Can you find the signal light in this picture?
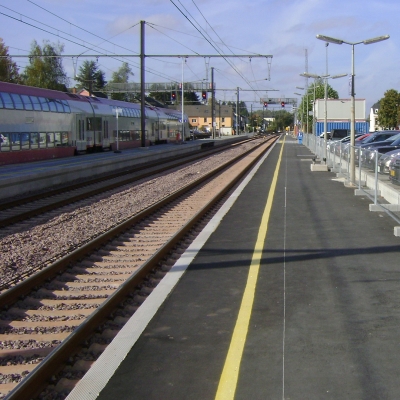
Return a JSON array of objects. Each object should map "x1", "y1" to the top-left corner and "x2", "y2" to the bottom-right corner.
[
  {"x1": 263, "y1": 102, "x2": 268, "y2": 108},
  {"x1": 171, "y1": 92, "x2": 176, "y2": 101},
  {"x1": 202, "y1": 91, "x2": 207, "y2": 100},
  {"x1": 281, "y1": 101, "x2": 285, "y2": 108}
]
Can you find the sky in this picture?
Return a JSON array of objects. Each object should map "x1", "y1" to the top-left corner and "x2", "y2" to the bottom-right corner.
[{"x1": 0, "y1": 0, "x2": 398, "y2": 113}]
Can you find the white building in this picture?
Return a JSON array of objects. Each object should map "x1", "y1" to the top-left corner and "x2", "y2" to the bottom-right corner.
[{"x1": 369, "y1": 101, "x2": 380, "y2": 132}]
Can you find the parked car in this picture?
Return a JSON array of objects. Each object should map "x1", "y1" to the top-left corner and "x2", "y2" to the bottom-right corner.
[
  {"x1": 330, "y1": 133, "x2": 366, "y2": 157},
  {"x1": 353, "y1": 131, "x2": 400, "y2": 162},
  {"x1": 360, "y1": 134, "x2": 400, "y2": 168},
  {"x1": 378, "y1": 149, "x2": 400, "y2": 174},
  {"x1": 389, "y1": 154, "x2": 400, "y2": 184}
]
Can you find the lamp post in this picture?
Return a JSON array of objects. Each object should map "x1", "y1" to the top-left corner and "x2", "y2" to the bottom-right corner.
[
  {"x1": 316, "y1": 34, "x2": 389, "y2": 183},
  {"x1": 114, "y1": 107, "x2": 122, "y2": 153},
  {"x1": 300, "y1": 72, "x2": 347, "y2": 165},
  {"x1": 296, "y1": 87, "x2": 305, "y2": 132},
  {"x1": 294, "y1": 93, "x2": 302, "y2": 134}
]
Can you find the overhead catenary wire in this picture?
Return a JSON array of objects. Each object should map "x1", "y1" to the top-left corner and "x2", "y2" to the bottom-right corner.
[{"x1": 168, "y1": 0, "x2": 266, "y2": 92}]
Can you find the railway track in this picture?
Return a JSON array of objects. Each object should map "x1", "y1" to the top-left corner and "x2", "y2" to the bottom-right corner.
[
  {"x1": 0, "y1": 138, "x2": 252, "y2": 228},
  {"x1": 0, "y1": 135, "x2": 278, "y2": 399}
]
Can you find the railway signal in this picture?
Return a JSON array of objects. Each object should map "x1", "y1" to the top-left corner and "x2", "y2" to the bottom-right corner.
[
  {"x1": 281, "y1": 101, "x2": 285, "y2": 108},
  {"x1": 202, "y1": 91, "x2": 207, "y2": 101},
  {"x1": 171, "y1": 92, "x2": 176, "y2": 102},
  {"x1": 263, "y1": 102, "x2": 268, "y2": 108}
]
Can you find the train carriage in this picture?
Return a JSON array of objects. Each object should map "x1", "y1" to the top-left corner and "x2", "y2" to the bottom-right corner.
[{"x1": 0, "y1": 81, "x2": 190, "y2": 161}]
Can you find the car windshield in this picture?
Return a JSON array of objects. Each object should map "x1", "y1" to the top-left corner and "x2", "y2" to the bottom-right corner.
[
  {"x1": 361, "y1": 133, "x2": 397, "y2": 144},
  {"x1": 383, "y1": 133, "x2": 400, "y2": 142},
  {"x1": 390, "y1": 137, "x2": 400, "y2": 146}
]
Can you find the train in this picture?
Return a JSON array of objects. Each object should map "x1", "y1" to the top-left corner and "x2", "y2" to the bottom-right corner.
[{"x1": 0, "y1": 81, "x2": 190, "y2": 159}]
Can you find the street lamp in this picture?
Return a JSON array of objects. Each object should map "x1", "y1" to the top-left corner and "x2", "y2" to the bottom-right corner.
[
  {"x1": 300, "y1": 72, "x2": 347, "y2": 165},
  {"x1": 296, "y1": 87, "x2": 305, "y2": 132},
  {"x1": 316, "y1": 33, "x2": 390, "y2": 183},
  {"x1": 294, "y1": 93, "x2": 302, "y2": 134}
]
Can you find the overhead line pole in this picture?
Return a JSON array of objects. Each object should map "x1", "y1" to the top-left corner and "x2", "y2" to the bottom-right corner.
[{"x1": 140, "y1": 21, "x2": 146, "y2": 148}]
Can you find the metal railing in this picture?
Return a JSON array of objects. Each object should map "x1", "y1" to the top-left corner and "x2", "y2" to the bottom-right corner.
[{"x1": 303, "y1": 134, "x2": 400, "y2": 225}]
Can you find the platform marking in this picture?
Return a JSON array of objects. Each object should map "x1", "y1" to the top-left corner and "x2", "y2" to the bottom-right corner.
[
  {"x1": 282, "y1": 144, "x2": 288, "y2": 400},
  {"x1": 215, "y1": 138, "x2": 285, "y2": 400}
]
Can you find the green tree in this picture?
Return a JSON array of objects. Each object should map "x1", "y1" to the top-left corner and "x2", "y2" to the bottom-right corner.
[
  {"x1": 225, "y1": 100, "x2": 248, "y2": 116},
  {"x1": 0, "y1": 38, "x2": 20, "y2": 83},
  {"x1": 75, "y1": 60, "x2": 106, "y2": 93},
  {"x1": 269, "y1": 110, "x2": 294, "y2": 132},
  {"x1": 108, "y1": 62, "x2": 134, "y2": 101},
  {"x1": 378, "y1": 89, "x2": 400, "y2": 129},
  {"x1": 299, "y1": 79, "x2": 339, "y2": 133},
  {"x1": 22, "y1": 40, "x2": 69, "y2": 91}
]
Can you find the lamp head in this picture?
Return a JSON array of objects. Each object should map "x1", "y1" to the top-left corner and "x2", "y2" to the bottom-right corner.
[
  {"x1": 363, "y1": 35, "x2": 390, "y2": 45},
  {"x1": 316, "y1": 34, "x2": 344, "y2": 45}
]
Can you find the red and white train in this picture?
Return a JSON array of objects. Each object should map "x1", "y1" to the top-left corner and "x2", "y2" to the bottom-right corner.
[{"x1": 0, "y1": 81, "x2": 189, "y2": 158}]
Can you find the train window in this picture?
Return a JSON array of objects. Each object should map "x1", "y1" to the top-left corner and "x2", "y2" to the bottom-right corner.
[
  {"x1": 47, "y1": 132, "x2": 55, "y2": 147},
  {"x1": 30, "y1": 96, "x2": 42, "y2": 111},
  {"x1": 10, "y1": 94, "x2": 24, "y2": 110},
  {"x1": 53, "y1": 100, "x2": 64, "y2": 113},
  {"x1": 39, "y1": 97, "x2": 50, "y2": 111},
  {"x1": 0, "y1": 92, "x2": 15, "y2": 109},
  {"x1": 21, "y1": 95, "x2": 33, "y2": 110},
  {"x1": 39, "y1": 132, "x2": 46, "y2": 148},
  {"x1": 62, "y1": 132, "x2": 68, "y2": 144},
  {"x1": 31, "y1": 133, "x2": 39, "y2": 149},
  {"x1": 122, "y1": 108, "x2": 128, "y2": 117},
  {"x1": 61, "y1": 100, "x2": 71, "y2": 113},
  {"x1": 103, "y1": 120, "x2": 109, "y2": 138},
  {"x1": 55, "y1": 132, "x2": 61, "y2": 145},
  {"x1": 87, "y1": 117, "x2": 102, "y2": 131},
  {"x1": 47, "y1": 99, "x2": 57, "y2": 112}
]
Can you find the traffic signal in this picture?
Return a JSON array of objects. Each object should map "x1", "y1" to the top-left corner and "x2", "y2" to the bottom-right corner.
[
  {"x1": 263, "y1": 102, "x2": 268, "y2": 108},
  {"x1": 281, "y1": 101, "x2": 285, "y2": 108},
  {"x1": 171, "y1": 92, "x2": 176, "y2": 101},
  {"x1": 202, "y1": 91, "x2": 207, "y2": 100}
]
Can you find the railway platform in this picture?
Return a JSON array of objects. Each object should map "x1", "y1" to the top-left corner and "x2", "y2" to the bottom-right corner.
[
  {"x1": 0, "y1": 136, "x2": 244, "y2": 201},
  {"x1": 64, "y1": 134, "x2": 400, "y2": 399}
]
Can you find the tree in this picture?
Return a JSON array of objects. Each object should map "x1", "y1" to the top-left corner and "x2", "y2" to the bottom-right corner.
[
  {"x1": 0, "y1": 38, "x2": 20, "y2": 83},
  {"x1": 299, "y1": 79, "x2": 339, "y2": 133},
  {"x1": 269, "y1": 110, "x2": 294, "y2": 132},
  {"x1": 108, "y1": 62, "x2": 134, "y2": 101},
  {"x1": 224, "y1": 100, "x2": 247, "y2": 116},
  {"x1": 75, "y1": 60, "x2": 106, "y2": 93},
  {"x1": 22, "y1": 40, "x2": 69, "y2": 91},
  {"x1": 377, "y1": 89, "x2": 400, "y2": 129}
]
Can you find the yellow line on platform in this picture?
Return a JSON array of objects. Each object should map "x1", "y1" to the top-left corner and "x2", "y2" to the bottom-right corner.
[{"x1": 215, "y1": 137, "x2": 285, "y2": 400}]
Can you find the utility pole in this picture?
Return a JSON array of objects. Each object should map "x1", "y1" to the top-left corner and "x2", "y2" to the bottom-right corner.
[
  {"x1": 211, "y1": 67, "x2": 215, "y2": 139},
  {"x1": 236, "y1": 87, "x2": 239, "y2": 135},
  {"x1": 140, "y1": 21, "x2": 146, "y2": 147}
]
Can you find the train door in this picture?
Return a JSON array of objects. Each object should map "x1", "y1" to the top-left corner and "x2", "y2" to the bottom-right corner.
[
  {"x1": 75, "y1": 114, "x2": 86, "y2": 152},
  {"x1": 86, "y1": 116, "x2": 102, "y2": 151},
  {"x1": 103, "y1": 118, "x2": 111, "y2": 149}
]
